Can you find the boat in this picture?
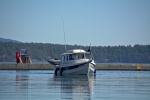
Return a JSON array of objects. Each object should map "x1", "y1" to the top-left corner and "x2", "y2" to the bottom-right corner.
[
  {"x1": 49, "y1": 47, "x2": 96, "y2": 75},
  {"x1": 47, "y1": 58, "x2": 60, "y2": 65}
]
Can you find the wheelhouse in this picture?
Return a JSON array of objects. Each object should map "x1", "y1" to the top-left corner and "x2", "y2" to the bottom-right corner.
[{"x1": 61, "y1": 49, "x2": 92, "y2": 62}]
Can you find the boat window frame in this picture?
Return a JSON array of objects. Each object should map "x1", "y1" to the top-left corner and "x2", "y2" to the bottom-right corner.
[
  {"x1": 85, "y1": 53, "x2": 92, "y2": 59},
  {"x1": 61, "y1": 52, "x2": 91, "y2": 61},
  {"x1": 68, "y1": 53, "x2": 87, "y2": 60},
  {"x1": 61, "y1": 54, "x2": 69, "y2": 62},
  {"x1": 66, "y1": 55, "x2": 69, "y2": 61},
  {"x1": 69, "y1": 54, "x2": 76, "y2": 60},
  {"x1": 61, "y1": 55, "x2": 65, "y2": 62},
  {"x1": 77, "y1": 53, "x2": 85, "y2": 59}
]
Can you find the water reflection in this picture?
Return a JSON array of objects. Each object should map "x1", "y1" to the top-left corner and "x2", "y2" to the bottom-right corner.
[
  {"x1": 16, "y1": 71, "x2": 29, "y2": 100},
  {"x1": 1, "y1": 71, "x2": 150, "y2": 100},
  {"x1": 53, "y1": 75, "x2": 95, "y2": 100}
]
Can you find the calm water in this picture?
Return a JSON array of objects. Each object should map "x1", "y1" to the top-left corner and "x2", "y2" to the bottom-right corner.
[{"x1": 0, "y1": 71, "x2": 150, "y2": 100}]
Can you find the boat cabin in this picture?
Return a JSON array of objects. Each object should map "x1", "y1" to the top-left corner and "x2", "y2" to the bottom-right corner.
[{"x1": 61, "y1": 49, "x2": 91, "y2": 62}]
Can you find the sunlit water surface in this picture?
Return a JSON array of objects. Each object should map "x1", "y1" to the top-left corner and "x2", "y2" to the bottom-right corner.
[{"x1": 0, "y1": 70, "x2": 150, "y2": 100}]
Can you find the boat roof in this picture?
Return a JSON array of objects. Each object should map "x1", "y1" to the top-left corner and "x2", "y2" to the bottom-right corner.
[
  {"x1": 62, "y1": 49, "x2": 87, "y2": 55},
  {"x1": 67, "y1": 49, "x2": 86, "y2": 53}
]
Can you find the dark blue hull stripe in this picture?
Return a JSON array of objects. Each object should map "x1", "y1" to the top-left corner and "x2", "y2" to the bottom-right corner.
[{"x1": 90, "y1": 62, "x2": 96, "y2": 66}]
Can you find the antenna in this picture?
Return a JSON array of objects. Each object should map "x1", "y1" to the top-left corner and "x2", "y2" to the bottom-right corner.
[{"x1": 62, "y1": 17, "x2": 67, "y2": 52}]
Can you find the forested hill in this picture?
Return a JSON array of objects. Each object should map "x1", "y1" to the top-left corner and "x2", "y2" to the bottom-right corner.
[
  {"x1": 0, "y1": 42, "x2": 150, "y2": 63},
  {"x1": 0, "y1": 37, "x2": 21, "y2": 43}
]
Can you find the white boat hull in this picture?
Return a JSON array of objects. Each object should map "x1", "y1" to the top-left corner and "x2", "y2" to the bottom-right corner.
[
  {"x1": 54, "y1": 61, "x2": 96, "y2": 75},
  {"x1": 88, "y1": 63, "x2": 96, "y2": 75}
]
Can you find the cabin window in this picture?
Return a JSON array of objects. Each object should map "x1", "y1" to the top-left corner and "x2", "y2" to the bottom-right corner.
[
  {"x1": 69, "y1": 54, "x2": 77, "y2": 60},
  {"x1": 85, "y1": 54, "x2": 91, "y2": 59},
  {"x1": 78, "y1": 53, "x2": 84, "y2": 59},
  {"x1": 62, "y1": 55, "x2": 69, "y2": 61},
  {"x1": 61, "y1": 55, "x2": 65, "y2": 61},
  {"x1": 65, "y1": 55, "x2": 69, "y2": 61},
  {"x1": 69, "y1": 55, "x2": 72, "y2": 60},
  {"x1": 68, "y1": 53, "x2": 85, "y2": 60},
  {"x1": 66, "y1": 55, "x2": 69, "y2": 61}
]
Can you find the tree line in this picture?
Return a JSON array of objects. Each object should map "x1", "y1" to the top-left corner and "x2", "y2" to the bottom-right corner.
[{"x1": 0, "y1": 42, "x2": 150, "y2": 63}]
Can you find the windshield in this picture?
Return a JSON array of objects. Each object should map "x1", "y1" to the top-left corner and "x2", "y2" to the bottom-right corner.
[
  {"x1": 69, "y1": 53, "x2": 91, "y2": 60},
  {"x1": 62, "y1": 53, "x2": 91, "y2": 61},
  {"x1": 85, "y1": 53, "x2": 92, "y2": 59}
]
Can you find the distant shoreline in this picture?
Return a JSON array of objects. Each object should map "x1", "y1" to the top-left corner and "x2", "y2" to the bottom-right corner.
[{"x1": 0, "y1": 63, "x2": 150, "y2": 71}]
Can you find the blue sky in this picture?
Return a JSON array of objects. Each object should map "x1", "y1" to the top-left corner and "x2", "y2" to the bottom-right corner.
[{"x1": 0, "y1": 0, "x2": 150, "y2": 46}]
